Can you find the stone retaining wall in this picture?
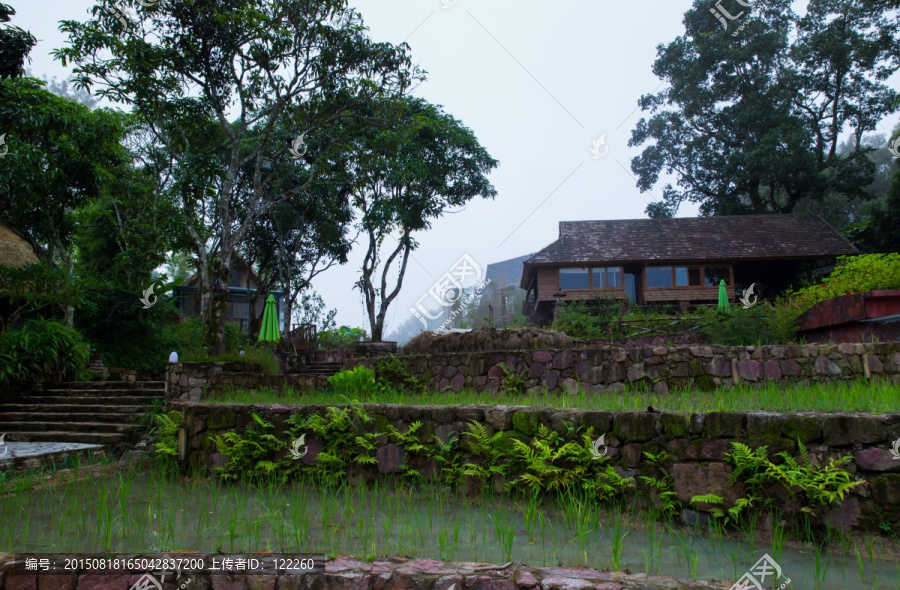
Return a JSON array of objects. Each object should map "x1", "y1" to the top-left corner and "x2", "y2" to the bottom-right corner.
[
  {"x1": 365, "y1": 342, "x2": 900, "y2": 394},
  {"x1": 176, "y1": 402, "x2": 900, "y2": 532},
  {"x1": 0, "y1": 554, "x2": 732, "y2": 590},
  {"x1": 166, "y1": 362, "x2": 328, "y2": 401},
  {"x1": 166, "y1": 343, "x2": 900, "y2": 399}
]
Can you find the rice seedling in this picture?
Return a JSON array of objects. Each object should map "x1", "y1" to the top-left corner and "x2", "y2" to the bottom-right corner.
[{"x1": 610, "y1": 511, "x2": 629, "y2": 572}]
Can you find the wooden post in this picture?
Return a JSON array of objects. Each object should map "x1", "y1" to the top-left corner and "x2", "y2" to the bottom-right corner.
[
  {"x1": 863, "y1": 354, "x2": 871, "y2": 379},
  {"x1": 178, "y1": 428, "x2": 187, "y2": 461},
  {"x1": 731, "y1": 358, "x2": 740, "y2": 386}
]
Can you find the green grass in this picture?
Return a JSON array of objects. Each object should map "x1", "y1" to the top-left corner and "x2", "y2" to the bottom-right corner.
[
  {"x1": 206, "y1": 378, "x2": 900, "y2": 413},
  {"x1": 182, "y1": 345, "x2": 281, "y2": 374}
]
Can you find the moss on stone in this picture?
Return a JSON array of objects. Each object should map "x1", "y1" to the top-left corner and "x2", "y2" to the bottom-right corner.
[
  {"x1": 512, "y1": 411, "x2": 540, "y2": 436},
  {"x1": 782, "y1": 416, "x2": 822, "y2": 444},
  {"x1": 693, "y1": 375, "x2": 715, "y2": 391},
  {"x1": 660, "y1": 413, "x2": 689, "y2": 438},
  {"x1": 207, "y1": 408, "x2": 236, "y2": 430}
]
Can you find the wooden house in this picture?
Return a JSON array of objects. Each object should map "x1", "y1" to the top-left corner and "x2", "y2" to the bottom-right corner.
[
  {"x1": 520, "y1": 215, "x2": 858, "y2": 321},
  {"x1": 174, "y1": 254, "x2": 284, "y2": 333}
]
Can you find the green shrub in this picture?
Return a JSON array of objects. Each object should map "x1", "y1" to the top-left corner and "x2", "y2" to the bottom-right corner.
[
  {"x1": 318, "y1": 325, "x2": 366, "y2": 350},
  {"x1": 700, "y1": 304, "x2": 798, "y2": 346},
  {"x1": 0, "y1": 318, "x2": 91, "y2": 387},
  {"x1": 551, "y1": 298, "x2": 618, "y2": 339},
  {"x1": 782, "y1": 253, "x2": 900, "y2": 318},
  {"x1": 327, "y1": 366, "x2": 377, "y2": 395}
]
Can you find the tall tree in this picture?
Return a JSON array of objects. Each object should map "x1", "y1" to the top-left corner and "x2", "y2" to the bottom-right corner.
[
  {"x1": 56, "y1": 0, "x2": 419, "y2": 354},
  {"x1": 350, "y1": 96, "x2": 498, "y2": 341},
  {"x1": 631, "y1": 0, "x2": 898, "y2": 219},
  {"x1": 0, "y1": 2, "x2": 35, "y2": 79},
  {"x1": 0, "y1": 77, "x2": 127, "y2": 326}
]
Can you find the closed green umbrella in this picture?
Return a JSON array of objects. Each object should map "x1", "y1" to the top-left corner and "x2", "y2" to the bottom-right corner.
[
  {"x1": 257, "y1": 294, "x2": 281, "y2": 342},
  {"x1": 717, "y1": 279, "x2": 731, "y2": 313}
]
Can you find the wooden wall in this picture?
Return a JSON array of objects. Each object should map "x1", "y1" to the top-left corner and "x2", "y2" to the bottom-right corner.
[{"x1": 643, "y1": 286, "x2": 732, "y2": 302}]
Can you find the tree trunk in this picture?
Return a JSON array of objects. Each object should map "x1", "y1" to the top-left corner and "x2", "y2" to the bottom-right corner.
[{"x1": 206, "y1": 258, "x2": 231, "y2": 356}]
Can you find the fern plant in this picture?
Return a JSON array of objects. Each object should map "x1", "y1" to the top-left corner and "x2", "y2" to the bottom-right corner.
[
  {"x1": 510, "y1": 424, "x2": 634, "y2": 498},
  {"x1": 153, "y1": 410, "x2": 184, "y2": 468},
  {"x1": 639, "y1": 451, "x2": 680, "y2": 520},
  {"x1": 766, "y1": 441, "x2": 863, "y2": 510},
  {"x1": 462, "y1": 421, "x2": 512, "y2": 482},
  {"x1": 498, "y1": 362, "x2": 527, "y2": 395},
  {"x1": 213, "y1": 413, "x2": 286, "y2": 482},
  {"x1": 287, "y1": 401, "x2": 379, "y2": 486}
]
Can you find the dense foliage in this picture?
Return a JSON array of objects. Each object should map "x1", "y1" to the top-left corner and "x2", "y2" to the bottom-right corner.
[
  {"x1": 318, "y1": 325, "x2": 367, "y2": 350},
  {"x1": 632, "y1": 0, "x2": 899, "y2": 223},
  {"x1": 780, "y1": 253, "x2": 900, "y2": 318},
  {"x1": 0, "y1": 318, "x2": 91, "y2": 388},
  {"x1": 700, "y1": 305, "x2": 798, "y2": 346}
]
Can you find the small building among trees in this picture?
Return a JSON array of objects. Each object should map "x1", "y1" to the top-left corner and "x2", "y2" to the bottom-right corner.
[
  {"x1": 173, "y1": 254, "x2": 284, "y2": 334},
  {"x1": 520, "y1": 215, "x2": 858, "y2": 322}
]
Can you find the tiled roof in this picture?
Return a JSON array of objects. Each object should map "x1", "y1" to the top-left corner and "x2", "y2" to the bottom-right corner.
[
  {"x1": 526, "y1": 215, "x2": 857, "y2": 265},
  {"x1": 485, "y1": 254, "x2": 533, "y2": 287}
]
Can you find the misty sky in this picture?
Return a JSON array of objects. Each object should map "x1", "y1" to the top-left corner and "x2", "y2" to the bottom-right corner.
[{"x1": 14, "y1": 0, "x2": 900, "y2": 336}]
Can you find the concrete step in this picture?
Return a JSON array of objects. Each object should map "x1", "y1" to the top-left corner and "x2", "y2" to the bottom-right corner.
[
  {"x1": 27, "y1": 389, "x2": 163, "y2": 397},
  {"x1": 42, "y1": 381, "x2": 165, "y2": 390},
  {"x1": 2, "y1": 431, "x2": 127, "y2": 444},
  {"x1": 0, "y1": 442, "x2": 107, "y2": 475},
  {"x1": 0, "y1": 412, "x2": 144, "y2": 424},
  {"x1": 16, "y1": 395, "x2": 161, "y2": 405},
  {"x1": 0, "y1": 421, "x2": 143, "y2": 434},
  {"x1": 0, "y1": 403, "x2": 146, "y2": 414}
]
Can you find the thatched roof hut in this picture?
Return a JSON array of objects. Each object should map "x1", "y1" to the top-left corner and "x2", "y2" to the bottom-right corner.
[
  {"x1": 0, "y1": 222, "x2": 39, "y2": 268},
  {"x1": 403, "y1": 327, "x2": 578, "y2": 355}
]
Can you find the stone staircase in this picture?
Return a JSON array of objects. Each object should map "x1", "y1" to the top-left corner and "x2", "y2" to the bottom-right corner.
[
  {"x1": 0, "y1": 381, "x2": 164, "y2": 446},
  {"x1": 295, "y1": 361, "x2": 342, "y2": 377}
]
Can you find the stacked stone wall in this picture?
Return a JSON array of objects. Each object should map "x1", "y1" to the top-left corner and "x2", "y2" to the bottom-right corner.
[
  {"x1": 176, "y1": 401, "x2": 900, "y2": 532},
  {"x1": 166, "y1": 343, "x2": 900, "y2": 399},
  {"x1": 363, "y1": 342, "x2": 900, "y2": 394}
]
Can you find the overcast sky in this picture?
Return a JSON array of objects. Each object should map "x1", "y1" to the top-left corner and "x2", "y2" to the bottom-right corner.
[{"x1": 14, "y1": 0, "x2": 899, "y2": 337}]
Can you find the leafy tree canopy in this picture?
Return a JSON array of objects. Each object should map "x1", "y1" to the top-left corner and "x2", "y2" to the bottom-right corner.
[{"x1": 632, "y1": 0, "x2": 899, "y2": 219}]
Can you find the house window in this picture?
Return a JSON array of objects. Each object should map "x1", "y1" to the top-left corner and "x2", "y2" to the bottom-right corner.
[
  {"x1": 675, "y1": 266, "x2": 702, "y2": 287},
  {"x1": 704, "y1": 266, "x2": 730, "y2": 286},
  {"x1": 560, "y1": 267, "x2": 589, "y2": 289},
  {"x1": 592, "y1": 267, "x2": 622, "y2": 289},
  {"x1": 229, "y1": 268, "x2": 242, "y2": 288},
  {"x1": 646, "y1": 266, "x2": 674, "y2": 288}
]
